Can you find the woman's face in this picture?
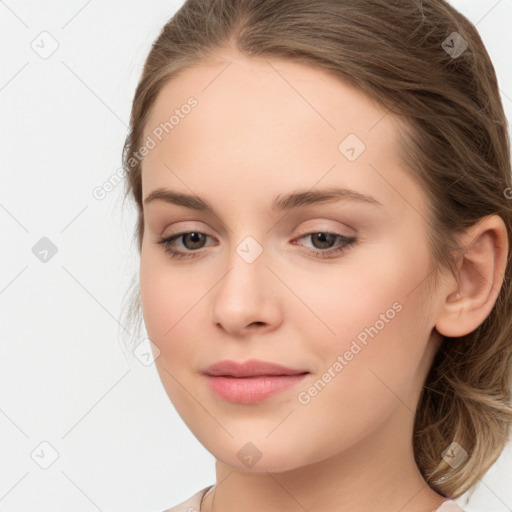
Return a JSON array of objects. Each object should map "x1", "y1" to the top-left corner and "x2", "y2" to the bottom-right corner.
[{"x1": 139, "y1": 52, "x2": 444, "y2": 472}]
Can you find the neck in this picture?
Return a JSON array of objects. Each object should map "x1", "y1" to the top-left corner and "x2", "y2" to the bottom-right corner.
[{"x1": 201, "y1": 407, "x2": 448, "y2": 512}]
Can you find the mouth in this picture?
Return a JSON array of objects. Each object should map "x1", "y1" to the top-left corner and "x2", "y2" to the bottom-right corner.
[
  {"x1": 204, "y1": 374, "x2": 308, "y2": 404},
  {"x1": 203, "y1": 359, "x2": 309, "y2": 404},
  {"x1": 203, "y1": 358, "x2": 309, "y2": 378}
]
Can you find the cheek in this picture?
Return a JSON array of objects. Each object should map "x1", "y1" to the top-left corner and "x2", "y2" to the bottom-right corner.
[
  {"x1": 139, "y1": 246, "x2": 225, "y2": 398},
  {"x1": 139, "y1": 252, "x2": 203, "y2": 415},
  {"x1": 298, "y1": 242, "x2": 432, "y2": 376},
  {"x1": 276, "y1": 291, "x2": 428, "y2": 468},
  {"x1": 139, "y1": 247, "x2": 196, "y2": 354}
]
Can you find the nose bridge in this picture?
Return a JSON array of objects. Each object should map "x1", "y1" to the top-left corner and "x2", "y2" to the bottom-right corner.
[
  {"x1": 211, "y1": 231, "x2": 279, "y2": 332},
  {"x1": 219, "y1": 233, "x2": 268, "y2": 304}
]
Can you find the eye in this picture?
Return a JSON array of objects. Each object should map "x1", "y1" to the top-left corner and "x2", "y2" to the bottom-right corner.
[
  {"x1": 154, "y1": 230, "x2": 357, "y2": 260},
  {"x1": 155, "y1": 231, "x2": 214, "y2": 260},
  {"x1": 292, "y1": 231, "x2": 357, "y2": 259}
]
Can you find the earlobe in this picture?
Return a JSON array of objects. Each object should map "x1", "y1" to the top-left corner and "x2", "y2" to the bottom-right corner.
[{"x1": 435, "y1": 215, "x2": 508, "y2": 338}]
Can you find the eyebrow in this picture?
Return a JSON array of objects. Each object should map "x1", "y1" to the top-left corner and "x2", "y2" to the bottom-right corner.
[{"x1": 143, "y1": 186, "x2": 383, "y2": 212}]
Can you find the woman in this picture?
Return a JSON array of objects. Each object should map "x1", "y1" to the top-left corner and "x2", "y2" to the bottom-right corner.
[{"x1": 121, "y1": 1, "x2": 512, "y2": 510}]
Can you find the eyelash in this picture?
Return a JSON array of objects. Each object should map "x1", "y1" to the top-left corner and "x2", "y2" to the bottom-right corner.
[{"x1": 155, "y1": 230, "x2": 357, "y2": 260}]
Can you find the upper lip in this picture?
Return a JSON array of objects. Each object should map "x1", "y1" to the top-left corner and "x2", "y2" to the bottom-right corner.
[{"x1": 203, "y1": 359, "x2": 309, "y2": 377}]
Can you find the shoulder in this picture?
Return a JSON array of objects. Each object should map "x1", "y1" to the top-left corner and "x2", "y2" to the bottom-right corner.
[
  {"x1": 160, "y1": 485, "x2": 214, "y2": 512},
  {"x1": 433, "y1": 499, "x2": 465, "y2": 512}
]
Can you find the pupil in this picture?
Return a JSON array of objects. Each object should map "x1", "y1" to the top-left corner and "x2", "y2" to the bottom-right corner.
[
  {"x1": 313, "y1": 233, "x2": 334, "y2": 249},
  {"x1": 186, "y1": 232, "x2": 204, "y2": 249}
]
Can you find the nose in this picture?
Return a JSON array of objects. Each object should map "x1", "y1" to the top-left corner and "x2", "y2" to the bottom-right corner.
[{"x1": 211, "y1": 242, "x2": 283, "y2": 336}]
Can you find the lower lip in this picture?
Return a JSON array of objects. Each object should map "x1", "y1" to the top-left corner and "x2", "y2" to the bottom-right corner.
[{"x1": 205, "y1": 374, "x2": 308, "y2": 404}]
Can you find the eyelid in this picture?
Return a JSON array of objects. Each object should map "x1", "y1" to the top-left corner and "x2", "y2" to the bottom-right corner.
[
  {"x1": 161, "y1": 219, "x2": 354, "y2": 240},
  {"x1": 161, "y1": 221, "x2": 214, "y2": 237},
  {"x1": 294, "y1": 220, "x2": 355, "y2": 237}
]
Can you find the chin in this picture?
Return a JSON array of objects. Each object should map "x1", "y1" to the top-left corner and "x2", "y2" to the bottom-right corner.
[{"x1": 203, "y1": 436, "x2": 313, "y2": 474}]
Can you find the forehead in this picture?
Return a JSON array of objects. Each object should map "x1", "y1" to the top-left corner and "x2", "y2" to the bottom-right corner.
[
  {"x1": 143, "y1": 53, "x2": 391, "y2": 141},
  {"x1": 140, "y1": 53, "x2": 426, "y2": 217}
]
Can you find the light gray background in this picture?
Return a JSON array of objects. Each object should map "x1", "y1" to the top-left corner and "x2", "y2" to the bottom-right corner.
[{"x1": 1, "y1": 1, "x2": 511, "y2": 511}]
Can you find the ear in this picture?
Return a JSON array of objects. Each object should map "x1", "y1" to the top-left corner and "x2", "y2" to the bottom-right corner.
[{"x1": 435, "y1": 215, "x2": 509, "y2": 338}]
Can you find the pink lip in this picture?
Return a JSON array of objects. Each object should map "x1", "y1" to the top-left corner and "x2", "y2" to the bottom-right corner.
[
  {"x1": 203, "y1": 358, "x2": 309, "y2": 377},
  {"x1": 203, "y1": 359, "x2": 309, "y2": 404}
]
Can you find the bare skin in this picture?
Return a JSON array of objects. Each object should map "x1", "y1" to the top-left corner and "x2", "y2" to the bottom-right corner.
[{"x1": 138, "y1": 51, "x2": 508, "y2": 512}]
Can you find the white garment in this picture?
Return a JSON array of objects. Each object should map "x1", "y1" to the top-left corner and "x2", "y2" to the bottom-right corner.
[
  {"x1": 162, "y1": 485, "x2": 464, "y2": 512},
  {"x1": 162, "y1": 485, "x2": 213, "y2": 512}
]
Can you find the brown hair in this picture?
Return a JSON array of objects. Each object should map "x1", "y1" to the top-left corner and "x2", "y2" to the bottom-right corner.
[{"x1": 121, "y1": 0, "x2": 512, "y2": 499}]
